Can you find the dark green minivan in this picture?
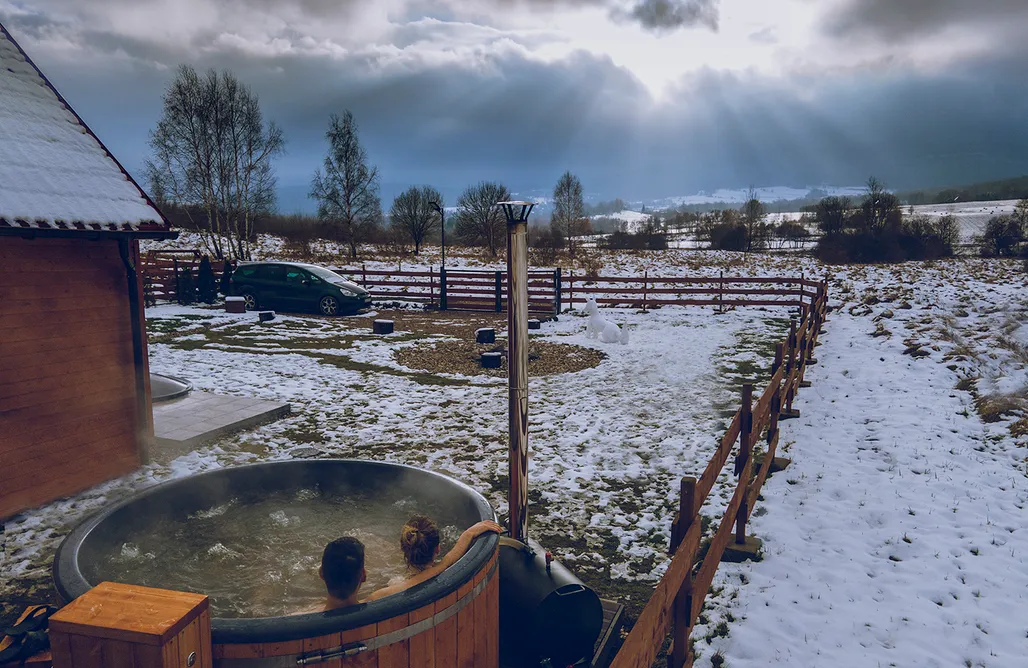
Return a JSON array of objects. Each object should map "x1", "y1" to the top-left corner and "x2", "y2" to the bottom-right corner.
[{"x1": 229, "y1": 262, "x2": 372, "y2": 316}]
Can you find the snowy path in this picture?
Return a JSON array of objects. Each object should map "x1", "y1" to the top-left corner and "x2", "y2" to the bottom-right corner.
[{"x1": 705, "y1": 311, "x2": 1028, "y2": 667}]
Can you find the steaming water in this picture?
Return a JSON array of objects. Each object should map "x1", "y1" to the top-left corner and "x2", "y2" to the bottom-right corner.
[{"x1": 92, "y1": 489, "x2": 460, "y2": 618}]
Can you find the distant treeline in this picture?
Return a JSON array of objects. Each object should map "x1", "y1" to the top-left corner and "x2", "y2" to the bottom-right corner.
[{"x1": 898, "y1": 175, "x2": 1028, "y2": 206}]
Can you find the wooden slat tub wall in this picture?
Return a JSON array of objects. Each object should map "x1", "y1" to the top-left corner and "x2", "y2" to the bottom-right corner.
[
  {"x1": 0, "y1": 236, "x2": 146, "y2": 519},
  {"x1": 212, "y1": 548, "x2": 499, "y2": 668}
]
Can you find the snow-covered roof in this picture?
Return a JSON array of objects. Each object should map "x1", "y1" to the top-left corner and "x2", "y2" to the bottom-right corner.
[{"x1": 0, "y1": 23, "x2": 171, "y2": 236}]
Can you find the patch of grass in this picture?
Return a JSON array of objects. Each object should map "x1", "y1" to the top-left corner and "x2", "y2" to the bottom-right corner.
[
  {"x1": 955, "y1": 377, "x2": 978, "y2": 392},
  {"x1": 974, "y1": 394, "x2": 1021, "y2": 424}
]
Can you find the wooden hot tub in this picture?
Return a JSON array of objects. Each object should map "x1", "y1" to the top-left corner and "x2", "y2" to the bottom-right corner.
[{"x1": 53, "y1": 460, "x2": 499, "y2": 667}]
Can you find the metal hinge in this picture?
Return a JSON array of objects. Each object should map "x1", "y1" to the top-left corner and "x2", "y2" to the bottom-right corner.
[{"x1": 296, "y1": 643, "x2": 368, "y2": 665}]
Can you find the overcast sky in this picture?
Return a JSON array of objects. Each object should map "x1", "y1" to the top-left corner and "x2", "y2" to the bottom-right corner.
[{"x1": 3, "y1": 0, "x2": 1028, "y2": 210}]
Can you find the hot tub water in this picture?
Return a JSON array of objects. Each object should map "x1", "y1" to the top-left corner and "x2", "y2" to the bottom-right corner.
[{"x1": 89, "y1": 489, "x2": 459, "y2": 618}]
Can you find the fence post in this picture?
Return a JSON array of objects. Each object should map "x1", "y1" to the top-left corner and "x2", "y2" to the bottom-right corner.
[
  {"x1": 784, "y1": 319, "x2": 798, "y2": 414},
  {"x1": 555, "y1": 268, "x2": 562, "y2": 315},
  {"x1": 769, "y1": 344, "x2": 783, "y2": 443},
  {"x1": 495, "y1": 270, "x2": 503, "y2": 313},
  {"x1": 430, "y1": 267, "x2": 435, "y2": 308},
  {"x1": 798, "y1": 319, "x2": 809, "y2": 376},
  {"x1": 569, "y1": 269, "x2": 574, "y2": 310},
  {"x1": 800, "y1": 272, "x2": 806, "y2": 315},
  {"x1": 643, "y1": 270, "x2": 649, "y2": 312},
  {"x1": 735, "y1": 383, "x2": 754, "y2": 544},
  {"x1": 173, "y1": 258, "x2": 181, "y2": 305},
  {"x1": 716, "y1": 271, "x2": 723, "y2": 313},
  {"x1": 440, "y1": 266, "x2": 448, "y2": 310},
  {"x1": 362, "y1": 263, "x2": 366, "y2": 287},
  {"x1": 669, "y1": 476, "x2": 697, "y2": 668}
]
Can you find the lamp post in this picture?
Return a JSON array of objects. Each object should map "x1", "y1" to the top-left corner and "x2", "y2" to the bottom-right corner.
[
  {"x1": 497, "y1": 200, "x2": 534, "y2": 544},
  {"x1": 430, "y1": 201, "x2": 447, "y2": 309},
  {"x1": 429, "y1": 201, "x2": 445, "y2": 269}
]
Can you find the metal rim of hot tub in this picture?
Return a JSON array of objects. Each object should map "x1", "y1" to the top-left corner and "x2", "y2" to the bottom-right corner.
[
  {"x1": 52, "y1": 459, "x2": 499, "y2": 649},
  {"x1": 150, "y1": 372, "x2": 193, "y2": 402}
]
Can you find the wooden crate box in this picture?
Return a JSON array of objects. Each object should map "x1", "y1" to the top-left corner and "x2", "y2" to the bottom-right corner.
[{"x1": 49, "y1": 582, "x2": 211, "y2": 668}]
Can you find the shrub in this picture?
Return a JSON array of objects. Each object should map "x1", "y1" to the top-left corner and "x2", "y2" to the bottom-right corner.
[
  {"x1": 219, "y1": 261, "x2": 233, "y2": 296},
  {"x1": 816, "y1": 209, "x2": 959, "y2": 264},
  {"x1": 978, "y1": 216, "x2": 1023, "y2": 257},
  {"x1": 900, "y1": 214, "x2": 957, "y2": 260},
  {"x1": 605, "y1": 230, "x2": 668, "y2": 250},
  {"x1": 197, "y1": 256, "x2": 218, "y2": 304},
  {"x1": 704, "y1": 222, "x2": 748, "y2": 251},
  {"x1": 773, "y1": 220, "x2": 810, "y2": 249},
  {"x1": 529, "y1": 226, "x2": 563, "y2": 266},
  {"x1": 177, "y1": 264, "x2": 197, "y2": 305}
]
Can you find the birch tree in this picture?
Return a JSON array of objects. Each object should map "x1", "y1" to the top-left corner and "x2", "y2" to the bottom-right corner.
[
  {"x1": 146, "y1": 65, "x2": 284, "y2": 260},
  {"x1": 309, "y1": 111, "x2": 383, "y2": 258},
  {"x1": 550, "y1": 171, "x2": 589, "y2": 256}
]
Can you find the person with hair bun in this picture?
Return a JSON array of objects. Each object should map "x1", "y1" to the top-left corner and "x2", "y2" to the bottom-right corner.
[
  {"x1": 399, "y1": 514, "x2": 442, "y2": 575},
  {"x1": 365, "y1": 516, "x2": 502, "y2": 601}
]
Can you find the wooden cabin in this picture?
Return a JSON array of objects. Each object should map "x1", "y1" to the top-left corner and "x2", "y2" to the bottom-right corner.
[{"x1": 0, "y1": 23, "x2": 176, "y2": 519}]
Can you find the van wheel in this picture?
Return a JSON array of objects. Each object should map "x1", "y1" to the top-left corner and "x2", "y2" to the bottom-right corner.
[
  {"x1": 241, "y1": 292, "x2": 258, "y2": 311},
  {"x1": 319, "y1": 296, "x2": 339, "y2": 316}
]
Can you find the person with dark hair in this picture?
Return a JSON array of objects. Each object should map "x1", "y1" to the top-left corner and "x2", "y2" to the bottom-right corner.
[
  {"x1": 364, "y1": 518, "x2": 501, "y2": 602},
  {"x1": 317, "y1": 536, "x2": 366, "y2": 611}
]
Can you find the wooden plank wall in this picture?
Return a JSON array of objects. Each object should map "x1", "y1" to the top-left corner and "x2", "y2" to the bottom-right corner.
[
  {"x1": 0, "y1": 236, "x2": 143, "y2": 519},
  {"x1": 212, "y1": 550, "x2": 500, "y2": 668}
]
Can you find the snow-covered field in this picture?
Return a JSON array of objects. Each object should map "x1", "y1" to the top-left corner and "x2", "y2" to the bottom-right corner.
[
  {"x1": 3, "y1": 246, "x2": 1027, "y2": 668},
  {"x1": 694, "y1": 259, "x2": 1028, "y2": 668}
]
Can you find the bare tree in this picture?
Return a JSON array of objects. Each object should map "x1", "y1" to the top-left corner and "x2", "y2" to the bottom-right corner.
[
  {"x1": 309, "y1": 111, "x2": 382, "y2": 259},
  {"x1": 147, "y1": 65, "x2": 284, "y2": 261},
  {"x1": 551, "y1": 171, "x2": 589, "y2": 256},
  {"x1": 453, "y1": 181, "x2": 510, "y2": 256},
  {"x1": 739, "y1": 186, "x2": 769, "y2": 251},
  {"x1": 860, "y1": 176, "x2": 901, "y2": 234},
  {"x1": 814, "y1": 196, "x2": 852, "y2": 239},
  {"x1": 389, "y1": 186, "x2": 441, "y2": 255}
]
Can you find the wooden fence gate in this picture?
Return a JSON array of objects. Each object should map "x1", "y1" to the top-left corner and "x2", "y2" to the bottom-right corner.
[{"x1": 141, "y1": 250, "x2": 228, "y2": 304}]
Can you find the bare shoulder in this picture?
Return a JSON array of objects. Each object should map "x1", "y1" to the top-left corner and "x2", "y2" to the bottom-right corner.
[{"x1": 292, "y1": 602, "x2": 327, "y2": 615}]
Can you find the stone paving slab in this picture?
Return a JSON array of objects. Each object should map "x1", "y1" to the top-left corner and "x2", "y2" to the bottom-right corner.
[{"x1": 151, "y1": 391, "x2": 290, "y2": 460}]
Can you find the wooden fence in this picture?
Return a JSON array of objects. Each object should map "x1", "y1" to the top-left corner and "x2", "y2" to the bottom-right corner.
[
  {"x1": 563, "y1": 271, "x2": 820, "y2": 312},
  {"x1": 609, "y1": 279, "x2": 829, "y2": 668},
  {"x1": 141, "y1": 250, "x2": 227, "y2": 304},
  {"x1": 141, "y1": 252, "x2": 820, "y2": 322},
  {"x1": 327, "y1": 266, "x2": 561, "y2": 315}
]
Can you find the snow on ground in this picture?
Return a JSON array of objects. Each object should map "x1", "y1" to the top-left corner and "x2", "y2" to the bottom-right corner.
[
  {"x1": 591, "y1": 210, "x2": 654, "y2": 231},
  {"x1": 694, "y1": 259, "x2": 1028, "y2": 668},
  {"x1": 0, "y1": 254, "x2": 799, "y2": 621},
  {"x1": 652, "y1": 186, "x2": 867, "y2": 209},
  {"x1": 910, "y1": 200, "x2": 1020, "y2": 242},
  {"x1": 5, "y1": 243, "x2": 1027, "y2": 668}
]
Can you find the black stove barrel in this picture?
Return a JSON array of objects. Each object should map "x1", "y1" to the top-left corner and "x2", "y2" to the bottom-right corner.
[{"x1": 499, "y1": 537, "x2": 603, "y2": 666}]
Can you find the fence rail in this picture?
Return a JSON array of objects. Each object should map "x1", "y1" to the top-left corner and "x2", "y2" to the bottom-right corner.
[
  {"x1": 563, "y1": 272, "x2": 821, "y2": 312},
  {"x1": 141, "y1": 252, "x2": 822, "y2": 324},
  {"x1": 609, "y1": 278, "x2": 829, "y2": 668}
]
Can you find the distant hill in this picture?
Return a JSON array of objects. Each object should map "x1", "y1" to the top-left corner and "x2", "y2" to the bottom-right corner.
[{"x1": 900, "y1": 175, "x2": 1028, "y2": 206}]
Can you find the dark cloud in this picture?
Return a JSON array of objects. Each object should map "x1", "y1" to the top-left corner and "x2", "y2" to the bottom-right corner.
[
  {"x1": 3, "y1": 2, "x2": 1027, "y2": 211},
  {"x1": 826, "y1": 0, "x2": 1028, "y2": 41},
  {"x1": 487, "y1": 0, "x2": 719, "y2": 32},
  {"x1": 622, "y1": 0, "x2": 717, "y2": 32}
]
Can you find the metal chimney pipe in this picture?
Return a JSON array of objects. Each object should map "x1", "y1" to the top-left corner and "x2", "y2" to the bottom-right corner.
[{"x1": 499, "y1": 201, "x2": 533, "y2": 544}]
